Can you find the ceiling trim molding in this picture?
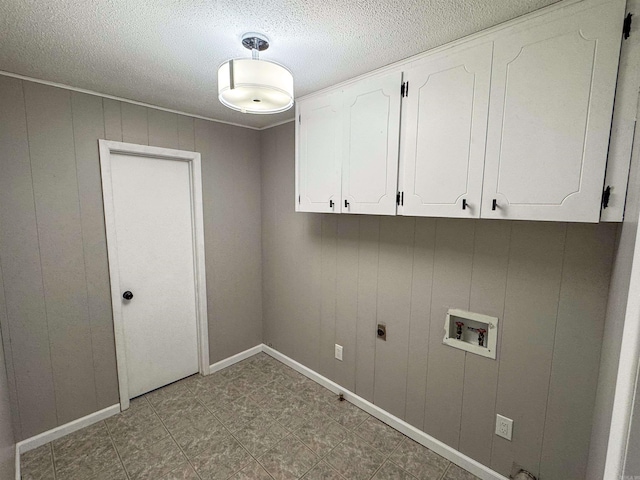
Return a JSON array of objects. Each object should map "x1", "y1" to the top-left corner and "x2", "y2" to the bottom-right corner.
[
  {"x1": 260, "y1": 117, "x2": 295, "y2": 130},
  {"x1": 0, "y1": 70, "x2": 293, "y2": 131}
]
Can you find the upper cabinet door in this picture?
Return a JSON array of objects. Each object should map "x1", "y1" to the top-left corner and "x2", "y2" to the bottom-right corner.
[
  {"x1": 400, "y1": 42, "x2": 493, "y2": 218},
  {"x1": 296, "y1": 91, "x2": 342, "y2": 213},
  {"x1": 481, "y1": 0, "x2": 624, "y2": 222},
  {"x1": 341, "y1": 72, "x2": 402, "y2": 215}
]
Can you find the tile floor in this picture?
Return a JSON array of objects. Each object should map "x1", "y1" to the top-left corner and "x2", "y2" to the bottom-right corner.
[{"x1": 20, "y1": 353, "x2": 480, "y2": 480}]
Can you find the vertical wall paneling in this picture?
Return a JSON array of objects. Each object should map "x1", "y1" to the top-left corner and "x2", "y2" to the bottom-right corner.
[
  {"x1": 178, "y1": 115, "x2": 195, "y2": 151},
  {"x1": 260, "y1": 126, "x2": 284, "y2": 351},
  {"x1": 374, "y1": 217, "x2": 415, "y2": 419},
  {"x1": 0, "y1": 323, "x2": 15, "y2": 479},
  {"x1": 334, "y1": 216, "x2": 359, "y2": 391},
  {"x1": 70, "y1": 92, "x2": 119, "y2": 409},
  {"x1": 588, "y1": 124, "x2": 640, "y2": 478},
  {"x1": 0, "y1": 260, "x2": 22, "y2": 439},
  {"x1": 194, "y1": 119, "x2": 263, "y2": 363},
  {"x1": 23, "y1": 82, "x2": 98, "y2": 424},
  {"x1": 404, "y1": 218, "x2": 437, "y2": 429},
  {"x1": 319, "y1": 215, "x2": 338, "y2": 379},
  {"x1": 0, "y1": 78, "x2": 265, "y2": 439},
  {"x1": 289, "y1": 209, "x2": 323, "y2": 371},
  {"x1": 195, "y1": 118, "x2": 225, "y2": 362},
  {"x1": 490, "y1": 222, "x2": 566, "y2": 477},
  {"x1": 102, "y1": 99, "x2": 122, "y2": 142},
  {"x1": 0, "y1": 78, "x2": 58, "y2": 439},
  {"x1": 275, "y1": 124, "x2": 296, "y2": 360},
  {"x1": 121, "y1": 103, "x2": 149, "y2": 145},
  {"x1": 624, "y1": 367, "x2": 640, "y2": 478},
  {"x1": 424, "y1": 219, "x2": 476, "y2": 448},
  {"x1": 540, "y1": 223, "x2": 616, "y2": 479},
  {"x1": 281, "y1": 123, "x2": 322, "y2": 369},
  {"x1": 354, "y1": 217, "x2": 380, "y2": 402},
  {"x1": 459, "y1": 220, "x2": 511, "y2": 465},
  {"x1": 258, "y1": 123, "x2": 618, "y2": 476},
  {"x1": 148, "y1": 109, "x2": 179, "y2": 149}
]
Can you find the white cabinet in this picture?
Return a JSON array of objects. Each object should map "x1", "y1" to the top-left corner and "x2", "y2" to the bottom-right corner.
[
  {"x1": 342, "y1": 72, "x2": 402, "y2": 215},
  {"x1": 296, "y1": 71, "x2": 402, "y2": 215},
  {"x1": 295, "y1": 0, "x2": 627, "y2": 223},
  {"x1": 399, "y1": 43, "x2": 492, "y2": 218},
  {"x1": 295, "y1": 91, "x2": 342, "y2": 213},
  {"x1": 480, "y1": 0, "x2": 624, "y2": 222},
  {"x1": 601, "y1": 0, "x2": 640, "y2": 222}
]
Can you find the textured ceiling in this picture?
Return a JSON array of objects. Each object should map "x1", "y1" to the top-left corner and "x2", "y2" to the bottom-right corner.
[{"x1": 0, "y1": 0, "x2": 560, "y2": 129}]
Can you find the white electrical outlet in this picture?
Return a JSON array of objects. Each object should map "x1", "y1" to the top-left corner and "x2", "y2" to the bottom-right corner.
[
  {"x1": 335, "y1": 344, "x2": 343, "y2": 361},
  {"x1": 495, "y1": 414, "x2": 513, "y2": 441}
]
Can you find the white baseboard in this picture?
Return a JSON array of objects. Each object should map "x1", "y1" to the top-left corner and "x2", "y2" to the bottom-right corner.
[
  {"x1": 209, "y1": 344, "x2": 263, "y2": 374},
  {"x1": 15, "y1": 344, "x2": 262, "y2": 479},
  {"x1": 14, "y1": 345, "x2": 507, "y2": 480},
  {"x1": 261, "y1": 344, "x2": 509, "y2": 480},
  {"x1": 14, "y1": 444, "x2": 19, "y2": 480},
  {"x1": 17, "y1": 404, "x2": 120, "y2": 454},
  {"x1": 15, "y1": 403, "x2": 120, "y2": 480}
]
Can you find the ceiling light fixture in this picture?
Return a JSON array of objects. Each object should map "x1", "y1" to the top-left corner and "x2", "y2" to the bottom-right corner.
[{"x1": 217, "y1": 33, "x2": 294, "y2": 115}]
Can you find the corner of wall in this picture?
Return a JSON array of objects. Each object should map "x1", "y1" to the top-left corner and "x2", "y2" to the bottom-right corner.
[
  {"x1": 0, "y1": 329, "x2": 16, "y2": 479},
  {"x1": 586, "y1": 93, "x2": 640, "y2": 479}
]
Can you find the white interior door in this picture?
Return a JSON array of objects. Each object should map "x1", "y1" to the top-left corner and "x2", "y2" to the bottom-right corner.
[{"x1": 109, "y1": 152, "x2": 199, "y2": 399}]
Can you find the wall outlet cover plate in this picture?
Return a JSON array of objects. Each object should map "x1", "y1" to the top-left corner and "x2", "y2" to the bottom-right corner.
[{"x1": 496, "y1": 414, "x2": 513, "y2": 441}]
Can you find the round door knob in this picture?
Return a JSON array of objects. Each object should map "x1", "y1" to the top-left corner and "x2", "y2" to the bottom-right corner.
[{"x1": 122, "y1": 291, "x2": 133, "y2": 300}]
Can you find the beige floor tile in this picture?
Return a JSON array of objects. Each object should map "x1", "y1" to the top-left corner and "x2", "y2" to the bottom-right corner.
[
  {"x1": 120, "y1": 436, "x2": 187, "y2": 480},
  {"x1": 21, "y1": 444, "x2": 55, "y2": 480},
  {"x1": 190, "y1": 435, "x2": 253, "y2": 480},
  {"x1": 442, "y1": 463, "x2": 481, "y2": 480},
  {"x1": 230, "y1": 458, "x2": 274, "y2": 479},
  {"x1": 160, "y1": 463, "x2": 201, "y2": 480},
  {"x1": 354, "y1": 417, "x2": 405, "y2": 453},
  {"x1": 301, "y1": 461, "x2": 345, "y2": 479},
  {"x1": 20, "y1": 353, "x2": 480, "y2": 480},
  {"x1": 258, "y1": 434, "x2": 319, "y2": 480},
  {"x1": 389, "y1": 438, "x2": 450, "y2": 480},
  {"x1": 324, "y1": 433, "x2": 385, "y2": 480},
  {"x1": 372, "y1": 461, "x2": 418, "y2": 479}
]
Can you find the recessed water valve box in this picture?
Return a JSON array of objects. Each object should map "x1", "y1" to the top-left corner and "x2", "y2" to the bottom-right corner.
[{"x1": 443, "y1": 309, "x2": 498, "y2": 359}]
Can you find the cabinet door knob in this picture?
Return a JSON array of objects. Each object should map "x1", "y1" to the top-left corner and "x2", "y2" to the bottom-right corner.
[
  {"x1": 492, "y1": 199, "x2": 498, "y2": 211},
  {"x1": 344, "y1": 200, "x2": 349, "y2": 208},
  {"x1": 329, "y1": 200, "x2": 334, "y2": 208},
  {"x1": 123, "y1": 291, "x2": 133, "y2": 300},
  {"x1": 462, "y1": 199, "x2": 468, "y2": 210}
]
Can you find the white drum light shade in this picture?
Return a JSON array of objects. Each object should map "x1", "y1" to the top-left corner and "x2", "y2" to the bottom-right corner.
[{"x1": 218, "y1": 58, "x2": 294, "y2": 114}]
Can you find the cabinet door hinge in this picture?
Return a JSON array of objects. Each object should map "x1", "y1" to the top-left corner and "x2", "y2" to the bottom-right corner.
[
  {"x1": 624, "y1": 13, "x2": 633, "y2": 39},
  {"x1": 401, "y1": 81, "x2": 409, "y2": 98},
  {"x1": 602, "y1": 186, "x2": 611, "y2": 209},
  {"x1": 298, "y1": 195, "x2": 301, "y2": 204},
  {"x1": 396, "y1": 191, "x2": 404, "y2": 206},
  {"x1": 298, "y1": 114, "x2": 301, "y2": 124}
]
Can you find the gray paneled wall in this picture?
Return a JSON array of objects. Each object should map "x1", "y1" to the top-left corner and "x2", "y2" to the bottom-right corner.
[
  {"x1": 0, "y1": 324, "x2": 15, "y2": 479},
  {"x1": 0, "y1": 76, "x2": 263, "y2": 440},
  {"x1": 587, "y1": 96, "x2": 640, "y2": 480},
  {"x1": 624, "y1": 368, "x2": 640, "y2": 478},
  {"x1": 261, "y1": 122, "x2": 617, "y2": 479}
]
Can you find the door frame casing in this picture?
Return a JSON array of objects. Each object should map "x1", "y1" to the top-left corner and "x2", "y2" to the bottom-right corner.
[{"x1": 98, "y1": 140, "x2": 209, "y2": 410}]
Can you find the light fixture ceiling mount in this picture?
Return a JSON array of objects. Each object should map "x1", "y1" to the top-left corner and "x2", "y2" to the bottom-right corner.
[
  {"x1": 241, "y1": 33, "x2": 269, "y2": 53},
  {"x1": 217, "y1": 33, "x2": 294, "y2": 115}
]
